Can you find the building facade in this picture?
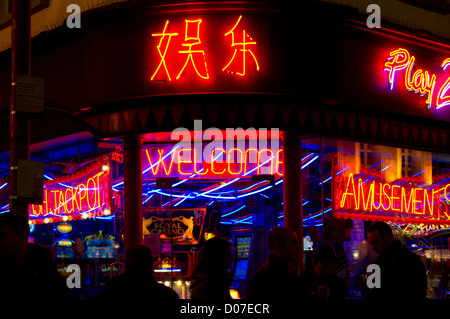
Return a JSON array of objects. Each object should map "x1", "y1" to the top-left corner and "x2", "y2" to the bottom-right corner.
[{"x1": 0, "y1": 0, "x2": 449, "y2": 299}]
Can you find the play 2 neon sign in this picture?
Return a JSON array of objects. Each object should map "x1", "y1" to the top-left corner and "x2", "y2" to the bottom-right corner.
[{"x1": 384, "y1": 48, "x2": 450, "y2": 109}]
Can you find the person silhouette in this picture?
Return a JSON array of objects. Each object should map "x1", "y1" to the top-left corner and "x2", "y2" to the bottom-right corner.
[
  {"x1": 190, "y1": 236, "x2": 234, "y2": 300},
  {"x1": 248, "y1": 226, "x2": 300, "y2": 301},
  {"x1": 97, "y1": 243, "x2": 179, "y2": 309},
  {"x1": 361, "y1": 221, "x2": 427, "y2": 300},
  {"x1": 296, "y1": 243, "x2": 348, "y2": 301},
  {"x1": 0, "y1": 213, "x2": 69, "y2": 302}
]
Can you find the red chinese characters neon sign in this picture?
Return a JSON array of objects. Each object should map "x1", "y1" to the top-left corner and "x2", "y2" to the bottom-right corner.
[
  {"x1": 150, "y1": 15, "x2": 260, "y2": 81},
  {"x1": 151, "y1": 20, "x2": 179, "y2": 81},
  {"x1": 177, "y1": 19, "x2": 209, "y2": 80},
  {"x1": 384, "y1": 48, "x2": 450, "y2": 109},
  {"x1": 222, "y1": 15, "x2": 260, "y2": 76},
  {"x1": 334, "y1": 172, "x2": 450, "y2": 225}
]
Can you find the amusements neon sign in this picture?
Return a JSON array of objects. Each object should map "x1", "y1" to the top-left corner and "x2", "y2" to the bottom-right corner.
[
  {"x1": 384, "y1": 48, "x2": 450, "y2": 109},
  {"x1": 151, "y1": 15, "x2": 260, "y2": 81},
  {"x1": 334, "y1": 172, "x2": 450, "y2": 225},
  {"x1": 145, "y1": 146, "x2": 283, "y2": 177},
  {"x1": 29, "y1": 163, "x2": 111, "y2": 224}
]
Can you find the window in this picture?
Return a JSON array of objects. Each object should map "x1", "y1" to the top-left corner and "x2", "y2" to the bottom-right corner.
[
  {"x1": 0, "y1": 0, "x2": 11, "y2": 18},
  {"x1": 399, "y1": 0, "x2": 450, "y2": 14},
  {"x1": 0, "y1": 0, "x2": 49, "y2": 30}
]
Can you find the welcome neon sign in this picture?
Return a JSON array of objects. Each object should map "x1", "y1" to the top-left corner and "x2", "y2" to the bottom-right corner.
[
  {"x1": 29, "y1": 166, "x2": 111, "y2": 224},
  {"x1": 145, "y1": 146, "x2": 283, "y2": 177},
  {"x1": 384, "y1": 48, "x2": 450, "y2": 109},
  {"x1": 334, "y1": 172, "x2": 450, "y2": 225}
]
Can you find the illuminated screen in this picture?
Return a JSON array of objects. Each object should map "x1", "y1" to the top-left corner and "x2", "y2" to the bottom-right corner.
[
  {"x1": 86, "y1": 247, "x2": 114, "y2": 259},
  {"x1": 233, "y1": 259, "x2": 249, "y2": 282},
  {"x1": 304, "y1": 236, "x2": 313, "y2": 251},
  {"x1": 55, "y1": 246, "x2": 74, "y2": 258},
  {"x1": 236, "y1": 236, "x2": 251, "y2": 259}
]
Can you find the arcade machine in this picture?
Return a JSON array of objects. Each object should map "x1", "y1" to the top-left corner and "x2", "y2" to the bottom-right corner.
[
  {"x1": 304, "y1": 235, "x2": 314, "y2": 252},
  {"x1": 230, "y1": 227, "x2": 253, "y2": 299},
  {"x1": 143, "y1": 206, "x2": 219, "y2": 299},
  {"x1": 84, "y1": 230, "x2": 116, "y2": 287},
  {"x1": 53, "y1": 237, "x2": 75, "y2": 258},
  {"x1": 85, "y1": 230, "x2": 116, "y2": 259},
  {"x1": 53, "y1": 221, "x2": 76, "y2": 258}
]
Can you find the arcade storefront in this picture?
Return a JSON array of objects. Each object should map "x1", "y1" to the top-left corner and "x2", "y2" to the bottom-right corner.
[{"x1": 0, "y1": 1, "x2": 449, "y2": 299}]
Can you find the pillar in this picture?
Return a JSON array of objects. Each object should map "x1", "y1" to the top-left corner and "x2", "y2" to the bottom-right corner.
[
  {"x1": 282, "y1": 132, "x2": 304, "y2": 274},
  {"x1": 10, "y1": 0, "x2": 31, "y2": 220},
  {"x1": 122, "y1": 135, "x2": 144, "y2": 257}
]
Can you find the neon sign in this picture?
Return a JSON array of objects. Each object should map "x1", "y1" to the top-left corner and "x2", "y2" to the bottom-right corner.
[
  {"x1": 222, "y1": 15, "x2": 260, "y2": 76},
  {"x1": 55, "y1": 222, "x2": 74, "y2": 234},
  {"x1": 151, "y1": 15, "x2": 259, "y2": 81},
  {"x1": 177, "y1": 19, "x2": 209, "y2": 80},
  {"x1": 390, "y1": 222, "x2": 450, "y2": 238},
  {"x1": 334, "y1": 172, "x2": 450, "y2": 225},
  {"x1": 54, "y1": 238, "x2": 73, "y2": 247},
  {"x1": 151, "y1": 20, "x2": 179, "y2": 81},
  {"x1": 29, "y1": 164, "x2": 111, "y2": 224},
  {"x1": 144, "y1": 146, "x2": 283, "y2": 178},
  {"x1": 143, "y1": 208, "x2": 207, "y2": 245},
  {"x1": 384, "y1": 48, "x2": 450, "y2": 109}
]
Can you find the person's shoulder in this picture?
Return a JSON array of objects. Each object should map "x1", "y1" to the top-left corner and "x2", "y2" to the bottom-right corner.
[
  {"x1": 398, "y1": 244, "x2": 422, "y2": 261},
  {"x1": 104, "y1": 273, "x2": 128, "y2": 287},
  {"x1": 25, "y1": 243, "x2": 61, "y2": 275},
  {"x1": 155, "y1": 281, "x2": 180, "y2": 299},
  {"x1": 297, "y1": 268, "x2": 314, "y2": 279},
  {"x1": 255, "y1": 261, "x2": 272, "y2": 275},
  {"x1": 252, "y1": 262, "x2": 280, "y2": 284},
  {"x1": 327, "y1": 272, "x2": 346, "y2": 285},
  {"x1": 27, "y1": 243, "x2": 53, "y2": 260}
]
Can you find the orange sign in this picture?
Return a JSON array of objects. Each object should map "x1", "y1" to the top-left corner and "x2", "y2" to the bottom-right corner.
[
  {"x1": 334, "y1": 172, "x2": 450, "y2": 224},
  {"x1": 29, "y1": 170, "x2": 111, "y2": 223},
  {"x1": 384, "y1": 48, "x2": 450, "y2": 110}
]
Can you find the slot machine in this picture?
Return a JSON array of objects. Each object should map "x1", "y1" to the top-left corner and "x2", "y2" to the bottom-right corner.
[{"x1": 230, "y1": 227, "x2": 252, "y2": 298}]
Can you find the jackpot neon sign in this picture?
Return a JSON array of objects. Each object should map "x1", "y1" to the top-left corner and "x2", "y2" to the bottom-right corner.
[
  {"x1": 384, "y1": 48, "x2": 450, "y2": 109},
  {"x1": 335, "y1": 172, "x2": 450, "y2": 224},
  {"x1": 145, "y1": 146, "x2": 283, "y2": 177},
  {"x1": 151, "y1": 15, "x2": 260, "y2": 81},
  {"x1": 29, "y1": 169, "x2": 111, "y2": 223}
]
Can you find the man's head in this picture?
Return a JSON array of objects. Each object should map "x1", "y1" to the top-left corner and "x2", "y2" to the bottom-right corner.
[
  {"x1": 125, "y1": 244, "x2": 154, "y2": 275},
  {"x1": 268, "y1": 226, "x2": 299, "y2": 263},
  {"x1": 0, "y1": 213, "x2": 30, "y2": 265},
  {"x1": 195, "y1": 236, "x2": 234, "y2": 272},
  {"x1": 312, "y1": 244, "x2": 337, "y2": 278},
  {"x1": 345, "y1": 219, "x2": 354, "y2": 241},
  {"x1": 367, "y1": 221, "x2": 394, "y2": 255}
]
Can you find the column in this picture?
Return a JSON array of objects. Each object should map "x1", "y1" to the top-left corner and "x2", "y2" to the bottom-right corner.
[
  {"x1": 10, "y1": 0, "x2": 31, "y2": 220},
  {"x1": 282, "y1": 132, "x2": 304, "y2": 274},
  {"x1": 122, "y1": 135, "x2": 144, "y2": 256}
]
